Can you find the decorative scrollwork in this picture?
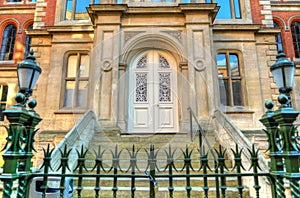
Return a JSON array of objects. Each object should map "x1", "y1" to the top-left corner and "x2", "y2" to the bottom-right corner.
[
  {"x1": 136, "y1": 56, "x2": 147, "y2": 69},
  {"x1": 135, "y1": 73, "x2": 148, "y2": 102},
  {"x1": 159, "y1": 73, "x2": 171, "y2": 102},
  {"x1": 159, "y1": 55, "x2": 170, "y2": 68}
]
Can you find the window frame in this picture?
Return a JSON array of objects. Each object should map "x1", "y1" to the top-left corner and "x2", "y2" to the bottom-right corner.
[
  {"x1": 217, "y1": 51, "x2": 244, "y2": 107},
  {"x1": 0, "y1": 85, "x2": 8, "y2": 122},
  {"x1": 208, "y1": 0, "x2": 242, "y2": 20},
  {"x1": 24, "y1": 24, "x2": 33, "y2": 58},
  {"x1": 274, "y1": 21, "x2": 284, "y2": 52},
  {"x1": 7, "y1": 0, "x2": 22, "y2": 2},
  {"x1": 64, "y1": 0, "x2": 95, "y2": 21},
  {"x1": 291, "y1": 21, "x2": 300, "y2": 59},
  {"x1": 61, "y1": 51, "x2": 90, "y2": 110},
  {"x1": 0, "y1": 24, "x2": 17, "y2": 61}
]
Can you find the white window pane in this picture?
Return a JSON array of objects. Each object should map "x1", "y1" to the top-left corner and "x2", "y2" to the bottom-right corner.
[
  {"x1": 65, "y1": 0, "x2": 73, "y2": 20},
  {"x1": 77, "y1": 81, "x2": 88, "y2": 107},
  {"x1": 67, "y1": 55, "x2": 77, "y2": 77},
  {"x1": 79, "y1": 55, "x2": 89, "y2": 77},
  {"x1": 75, "y1": 0, "x2": 90, "y2": 20},
  {"x1": 64, "y1": 81, "x2": 75, "y2": 107},
  {"x1": 229, "y1": 54, "x2": 240, "y2": 77},
  {"x1": 217, "y1": 54, "x2": 227, "y2": 77},
  {"x1": 215, "y1": 0, "x2": 232, "y2": 19}
]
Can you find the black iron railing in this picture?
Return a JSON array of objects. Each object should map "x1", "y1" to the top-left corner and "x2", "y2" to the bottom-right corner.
[{"x1": 21, "y1": 143, "x2": 270, "y2": 198}]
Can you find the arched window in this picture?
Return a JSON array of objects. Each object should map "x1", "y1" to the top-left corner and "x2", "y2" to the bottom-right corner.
[
  {"x1": 0, "y1": 24, "x2": 17, "y2": 61},
  {"x1": 274, "y1": 22, "x2": 284, "y2": 52},
  {"x1": 217, "y1": 52, "x2": 243, "y2": 106},
  {"x1": 291, "y1": 21, "x2": 300, "y2": 58},
  {"x1": 24, "y1": 24, "x2": 33, "y2": 57},
  {"x1": 63, "y1": 52, "x2": 90, "y2": 108}
]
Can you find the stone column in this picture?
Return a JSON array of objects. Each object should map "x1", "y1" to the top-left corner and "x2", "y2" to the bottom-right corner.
[
  {"x1": 180, "y1": 62, "x2": 190, "y2": 131},
  {"x1": 89, "y1": 5, "x2": 126, "y2": 128},
  {"x1": 118, "y1": 63, "x2": 127, "y2": 131}
]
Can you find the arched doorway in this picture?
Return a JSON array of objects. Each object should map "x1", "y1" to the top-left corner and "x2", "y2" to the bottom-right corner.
[{"x1": 128, "y1": 49, "x2": 179, "y2": 133}]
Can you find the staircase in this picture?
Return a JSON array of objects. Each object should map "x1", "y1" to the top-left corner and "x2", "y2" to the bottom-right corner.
[
  {"x1": 69, "y1": 128, "x2": 251, "y2": 198},
  {"x1": 242, "y1": 130, "x2": 269, "y2": 155}
]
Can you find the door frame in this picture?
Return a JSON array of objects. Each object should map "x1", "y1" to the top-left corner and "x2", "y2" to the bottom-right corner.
[{"x1": 127, "y1": 49, "x2": 179, "y2": 133}]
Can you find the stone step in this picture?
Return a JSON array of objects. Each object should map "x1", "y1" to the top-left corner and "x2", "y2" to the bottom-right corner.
[
  {"x1": 242, "y1": 130, "x2": 268, "y2": 151},
  {"x1": 73, "y1": 175, "x2": 243, "y2": 188},
  {"x1": 70, "y1": 186, "x2": 250, "y2": 198}
]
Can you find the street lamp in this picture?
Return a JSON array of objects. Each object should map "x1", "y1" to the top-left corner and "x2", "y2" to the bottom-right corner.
[
  {"x1": 270, "y1": 51, "x2": 296, "y2": 98},
  {"x1": 0, "y1": 50, "x2": 42, "y2": 197},
  {"x1": 260, "y1": 51, "x2": 300, "y2": 197},
  {"x1": 17, "y1": 50, "x2": 42, "y2": 101}
]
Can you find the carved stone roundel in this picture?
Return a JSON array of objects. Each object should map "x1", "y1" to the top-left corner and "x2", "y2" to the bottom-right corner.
[{"x1": 102, "y1": 60, "x2": 112, "y2": 71}]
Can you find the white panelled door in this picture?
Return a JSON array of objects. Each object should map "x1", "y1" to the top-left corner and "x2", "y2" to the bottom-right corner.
[{"x1": 128, "y1": 50, "x2": 179, "y2": 133}]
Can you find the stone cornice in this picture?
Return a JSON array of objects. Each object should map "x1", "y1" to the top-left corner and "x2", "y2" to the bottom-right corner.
[
  {"x1": 271, "y1": 2, "x2": 300, "y2": 11},
  {"x1": 88, "y1": 3, "x2": 219, "y2": 24},
  {"x1": 26, "y1": 29, "x2": 50, "y2": 36},
  {"x1": 46, "y1": 25, "x2": 94, "y2": 33},
  {"x1": 0, "y1": 5, "x2": 35, "y2": 14},
  {"x1": 213, "y1": 24, "x2": 262, "y2": 31}
]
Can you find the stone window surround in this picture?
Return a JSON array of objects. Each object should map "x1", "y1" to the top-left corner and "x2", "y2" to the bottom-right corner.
[
  {"x1": 217, "y1": 50, "x2": 248, "y2": 109},
  {"x1": 291, "y1": 21, "x2": 300, "y2": 59},
  {"x1": 54, "y1": 0, "x2": 253, "y2": 25},
  {"x1": 0, "y1": 24, "x2": 17, "y2": 61},
  {"x1": 59, "y1": 50, "x2": 90, "y2": 111}
]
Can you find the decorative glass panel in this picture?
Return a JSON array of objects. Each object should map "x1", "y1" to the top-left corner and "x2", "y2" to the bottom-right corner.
[
  {"x1": 159, "y1": 73, "x2": 171, "y2": 102},
  {"x1": 159, "y1": 55, "x2": 170, "y2": 68},
  {"x1": 136, "y1": 56, "x2": 147, "y2": 69},
  {"x1": 135, "y1": 73, "x2": 148, "y2": 102}
]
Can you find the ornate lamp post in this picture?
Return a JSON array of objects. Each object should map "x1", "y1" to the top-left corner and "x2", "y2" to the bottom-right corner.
[
  {"x1": 261, "y1": 51, "x2": 300, "y2": 197},
  {"x1": 0, "y1": 50, "x2": 42, "y2": 197},
  {"x1": 17, "y1": 50, "x2": 42, "y2": 103},
  {"x1": 270, "y1": 51, "x2": 296, "y2": 106}
]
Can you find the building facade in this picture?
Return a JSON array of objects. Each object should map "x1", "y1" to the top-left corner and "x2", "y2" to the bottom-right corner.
[{"x1": 0, "y1": 0, "x2": 299, "y2": 148}]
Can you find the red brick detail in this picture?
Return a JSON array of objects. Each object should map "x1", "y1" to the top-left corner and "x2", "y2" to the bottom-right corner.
[
  {"x1": 273, "y1": 12, "x2": 300, "y2": 59},
  {"x1": 0, "y1": 14, "x2": 34, "y2": 61},
  {"x1": 250, "y1": 0, "x2": 264, "y2": 25}
]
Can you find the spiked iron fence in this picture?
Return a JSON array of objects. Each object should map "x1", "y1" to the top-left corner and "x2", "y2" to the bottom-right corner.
[
  {"x1": 26, "y1": 143, "x2": 268, "y2": 198},
  {"x1": 0, "y1": 94, "x2": 300, "y2": 198}
]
